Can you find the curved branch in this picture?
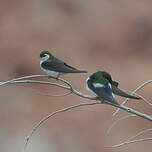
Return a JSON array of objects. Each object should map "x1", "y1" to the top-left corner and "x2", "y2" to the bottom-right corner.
[
  {"x1": 107, "y1": 114, "x2": 136, "y2": 134},
  {"x1": 105, "y1": 138, "x2": 152, "y2": 148},
  {"x1": 24, "y1": 101, "x2": 101, "y2": 150},
  {"x1": 0, "y1": 74, "x2": 47, "y2": 85},
  {"x1": 133, "y1": 93, "x2": 152, "y2": 106},
  {"x1": 113, "y1": 80, "x2": 152, "y2": 116},
  {"x1": 1, "y1": 75, "x2": 152, "y2": 121},
  {"x1": 127, "y1": 128, "x2": 152, "y2": 141},
  {"x1": 7, "y1": 79, "x2": 152, "y2": 122},
  {"x1": 0, "y1": 75, "x2": 152, "y2": 150},
  {"x1": 108, "y1": 93, "x2": 152, "y2": 134},
  {"x1": 13, "y1": 80, "x2": 96, "y2": 100}
]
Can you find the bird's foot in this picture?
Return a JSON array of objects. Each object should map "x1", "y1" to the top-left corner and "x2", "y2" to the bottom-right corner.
[
  {"x1": 48, "y1": 76, "x2": 53, "y2": 79},
  {"x1": 47, "y1": 75, "x2": 60, "y2": 81},
  {"x1": 97, "y1": 98, "x2": 104, "y2": 104}
]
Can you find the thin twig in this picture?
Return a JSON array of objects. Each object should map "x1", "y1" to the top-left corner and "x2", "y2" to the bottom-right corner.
[
  {"x1": 108, "y1": 93, "x2": 152, "y2": 134},
  {"x1": 127, "y1": 128, "x2": 152, "y2": 141},
  {"x1": 56, "y1": 77, "x2": 73, "y2": 91},
  {"x1": 7, "y1": 78, "x2": 152, "y2": 121},
  {"x1": 24, "y1": 101, "x2": 101, "y2": 151},
  {"x1": 113, "y1": 80, "x2": 152, "y2": 117},
  {"x1": 133, "y1": 93, "x2": 152, "y2": 106},
  {"x1": 0, "y1": 75, "x2": 151, "y2": 150},
  {"x1": 11, "y1": 79, "x2": 97, "y2": 100},
  {"x1": 23, "y1": 101, "x2": 152, "y2": 151},
  {"x1": 105, "y1": 138, "x2": 152, "y2": 148},
  {"x1": 12, "y1": 80, "x2": 69, "y2": 89},
  {"x1": 0, "y1": 74, "x2": 47, "y2": 85},
  {"x1": 0, "y1": 75, "x2": 73, "y2": 92},
  {"x1": 106, "y1": 127, "x2": 152, "y2": 148},
  {"x1": 1, "y1": 75, "x2": 151, "y2": 121},
  {"x1": 107, "y1": 114, "x2": 136, "y2": 134},
  {"x1": 104, "y1": 102, "x2": 152, "y2": 122}
]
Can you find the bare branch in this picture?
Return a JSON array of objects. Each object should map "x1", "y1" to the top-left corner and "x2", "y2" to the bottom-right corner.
[
  {"x1": 1, "y1": 75, "x2": 152, "y2": 121},
  {"x1": 112, "y1": 80, "x2": 152, "y2": 117},
  {"x1": 133, "y1": 93, "x2": 152, "y2": 106},
  {"x1": 105, "y1": 138, "x2": 152, "y2": 148},
  {"x1": 103, "y1": 102, "x2": 152, "y2": 122},
  {"x1": 24, "y1": 101, "x2": 101, "y2": 150},
  {"x1": 127, "y1": 128, "x2": 152, "y2": 141},
  {"x1": 0, "y1": 74, "x2": 47, "y2": 85},
  {"x1": 56, "y1": 77, "x2": 73, "y2": 90},
  {"x1": 0, "y1": 75, "x2": 152, "y2": 150},
  {"x1": 5, "y1": 77, "x2": 152, "y2": 122},
  {"x1": 107, "y1": 114, "x2": 136, "y2": 134},
  {"x1": 108, "y1": 93, "x2": 152, "y2": 134},
  {"x1": 23, "y1": 100, "x2": 152, "y2": 151},
  {"x1": 2, "y1": 75, "x2": 97, "y2": 100},
  {"x1": 12, "y1": 79, "x2": 69, "y2": 89}
]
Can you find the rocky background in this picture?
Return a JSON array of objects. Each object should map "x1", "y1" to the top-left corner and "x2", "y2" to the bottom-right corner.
[{"x1": 0, "y1": 0, "x2": 152, "y2": 152}]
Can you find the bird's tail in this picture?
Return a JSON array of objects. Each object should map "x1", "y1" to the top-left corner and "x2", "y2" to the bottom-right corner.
[
  {"x1": 112, "y1": 85, "x2": 141, "y2": 100},
  {"x1": 77, "y1": 70, "x2": 87, "y2": 73},
  {"x1": 71, "y1": 70, "x2": 87, "y2": 73}
]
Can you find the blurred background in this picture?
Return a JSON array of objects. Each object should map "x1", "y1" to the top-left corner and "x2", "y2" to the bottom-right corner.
[{"x1": 0, "y1": 0, "x2": 152, "y2": 152}]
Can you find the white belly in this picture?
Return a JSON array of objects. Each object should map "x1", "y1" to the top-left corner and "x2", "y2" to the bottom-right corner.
[
  {"x1": 40, "y1": 67, "x2": 61, "y2": 78},
  {"x1": 45, "y1": 70, "x2": 61, "y2": 77}
]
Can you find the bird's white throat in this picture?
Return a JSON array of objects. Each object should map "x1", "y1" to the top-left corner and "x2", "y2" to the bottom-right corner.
[{"x1": 40, "y1": 54, "x2": 50, "y2": 62}]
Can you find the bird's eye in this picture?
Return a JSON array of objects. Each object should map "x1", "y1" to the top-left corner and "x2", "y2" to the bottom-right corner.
[
  {"x1": 91, "y1": 75, "x2": 96, "y2": 80},
  {"x1": 41, "y1": 54, "x2": 47, "y2": 58}
]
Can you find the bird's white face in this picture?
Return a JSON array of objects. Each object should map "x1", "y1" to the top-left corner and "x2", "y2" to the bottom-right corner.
[{"x1": 40, "y1": 53, "x2": 50, "y2": 62}]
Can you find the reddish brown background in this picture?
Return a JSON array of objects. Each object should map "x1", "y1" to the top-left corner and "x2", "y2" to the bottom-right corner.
[{"x1": 0, "y1": 1, "x2": 152, "y2": 152}]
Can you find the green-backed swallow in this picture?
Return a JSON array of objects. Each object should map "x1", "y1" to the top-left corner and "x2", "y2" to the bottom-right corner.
[
  {"x1": 86, "y1": 71, "x2": 141, "y2": 105},
  {"x1": 40, "y1": 50, "x2": 87, "y2": 78}
]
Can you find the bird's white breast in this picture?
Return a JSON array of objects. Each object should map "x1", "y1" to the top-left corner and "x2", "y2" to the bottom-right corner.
[
  {"x1": 44, "y1": 70, "x2": 60, "y2": 77},
  {"x1": 86, "y1": 77, "x2": 98, "y2": 97},
  {"x1": 93, "y1": 83, "x2": 104, "y2": 88}
]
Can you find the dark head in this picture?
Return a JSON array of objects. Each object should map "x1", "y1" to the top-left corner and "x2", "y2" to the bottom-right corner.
[
  {"x1": 40, "y1": 50, "x2": 52, "y2": 59},
  {"x1": 102, "y1": 71, "x2": 112, "y2": 83},
  {"x1": 88, "y1": 71, "x2": 112, "y2": 85}
]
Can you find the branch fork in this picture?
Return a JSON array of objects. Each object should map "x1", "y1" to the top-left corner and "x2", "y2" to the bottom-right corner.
[{"x1": 0, "y1": 75, "x2": 151, "y2": 150}]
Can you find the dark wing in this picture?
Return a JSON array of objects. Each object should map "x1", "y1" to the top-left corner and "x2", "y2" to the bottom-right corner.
[
  {"x1": 94, "y1": 87, "x2": 119, "y2": 105},
  {"x1": 63, "y1": 63, "x2": 87, "y2": 73},
  {"x1": 41, "y1": 61, "x2": 87, "y2": 73},
  {"x1": 112, "y1": 85, "x2": 141, "y2": 100},
  {"x1": 87, "y1": 82, "x2": 119, "y2": 105}
]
